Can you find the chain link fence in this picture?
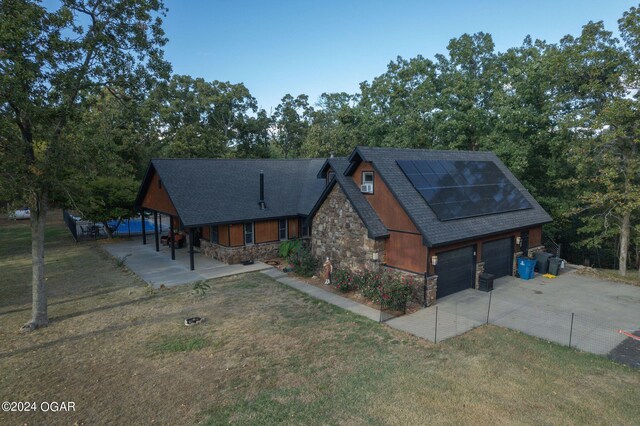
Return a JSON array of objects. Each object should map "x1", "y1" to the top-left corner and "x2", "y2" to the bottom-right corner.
[
  {"x1": 391, "y1": 290, "x2": 639, "y2": 368},
  {"x1": 63, "y1": 210, "x2": 168, "y2": 242}
]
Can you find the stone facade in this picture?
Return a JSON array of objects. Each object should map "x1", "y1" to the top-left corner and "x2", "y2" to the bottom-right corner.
[
  {"x1": 512, "y1": 251, "x2": 523, "y2": 277},
  {"x1": 312, "y1": 185, "x2": 384, "y2": 272},
  {"x1": 425, "y1": 275, "x2": 437, "y2": 307},
  {"x1": 527, "y1": 245, "x2": 546, "y2": 258},
  {"x1": 474, "y1": 262, "x2": 485, "y2": 289},
  {"x1": 380, "y1": 266, "x2": 436, "y2": 307},
  {"x1": 200, "y1": 239, "x2": 280, "y2": 264}
]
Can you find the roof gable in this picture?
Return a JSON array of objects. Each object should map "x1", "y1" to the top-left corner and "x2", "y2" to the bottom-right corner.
[
  {"x1": 136, "y1": 158, "x2": 326, "y2": 227},
  {"x1": 350, "y1": 147, "x2": 552, "y2": 246}
]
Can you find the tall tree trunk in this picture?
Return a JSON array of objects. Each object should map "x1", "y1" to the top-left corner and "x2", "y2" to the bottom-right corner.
[
  {"x1": 618, "y1": 210, "x2": 630, "y2": 277},
  {"x1": 22, "y1": 191, "x2": 49, "y2": 331}
]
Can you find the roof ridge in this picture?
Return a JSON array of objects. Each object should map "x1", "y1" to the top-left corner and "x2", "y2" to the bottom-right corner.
[
  {"x1": 151, "y1": 157, "x2": 327, "y2": 161},
  {"x1": 356, "y1": 146, "x2": 496, "y2": 154}
]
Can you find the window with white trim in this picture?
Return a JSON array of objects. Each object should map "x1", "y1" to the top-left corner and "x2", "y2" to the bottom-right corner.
[
  {"x1": 279, "y1": 219, "x2": 288, "y2": 240},
  {"x1": 361, "y1": 171, "x2": 374, "y2": 193},
  {"x1": 244, "y1": 222, "x2": 254, "y2": 245}
]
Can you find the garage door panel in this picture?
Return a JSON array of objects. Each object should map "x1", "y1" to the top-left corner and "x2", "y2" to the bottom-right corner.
[
  {"x1": 436, "y1": 246, "x2": 475, "y2": 298},
  {"x1": 483, "y1": 237, "x2": 513, "y2": 278}
]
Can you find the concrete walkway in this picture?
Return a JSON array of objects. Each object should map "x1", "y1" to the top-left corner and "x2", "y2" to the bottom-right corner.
[
  {"x1": 261, "y1": 269, "x2": 381, "y2": 322},
  {"x1": 103, "y1": 238, "x2": 271, "y2": 288}
]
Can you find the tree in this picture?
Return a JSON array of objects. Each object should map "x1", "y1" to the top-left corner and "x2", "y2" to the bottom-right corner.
[
  {"x1": 433, "y1": 32, "x2": 499, "y2": 151},
  {"x1": 0, "y1": 0, "x2": 169, "y2": 331},
  {"x1": 302, "y1": 92, "x2": 359, "y2": 157},
  {"x1": 561, "y1": 18, "x2": 638, "y2": 275},
  {"x1": 150, "y1": 75, "x2": 259, "y2": 158},
  {"x1": 357, "y1": 56, "x2": 438, "y2": 149},
  {"x1": 233, "y1": 108, "x2": 272, "y2": 158},
  {"x1": 271, "y1": 94, "x2": 312, "y2": 158},
  {"x1": 75, "y1": 176, "x2": 139, "y2": 237}
]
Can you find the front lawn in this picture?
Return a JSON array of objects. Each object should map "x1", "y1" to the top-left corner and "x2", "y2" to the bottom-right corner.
[{"x1": 0, "y1": 217, "x2": 638, "y2": 425}]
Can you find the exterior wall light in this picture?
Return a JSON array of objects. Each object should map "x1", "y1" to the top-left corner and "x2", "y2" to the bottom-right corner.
[
  {"x1": 372, "y1": 252, "x2": 379, "y2": 261},
  {"x1": 516, "y1": 236, "x2": 522, "y2": 246},
  {"x1": 431, "y1": 255, "x2": 438, "y2": 266}
]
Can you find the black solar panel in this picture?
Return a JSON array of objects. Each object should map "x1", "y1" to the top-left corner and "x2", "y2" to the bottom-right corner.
[{"x1": 397, "y1": 160, "x2": 532, "y2": 221}]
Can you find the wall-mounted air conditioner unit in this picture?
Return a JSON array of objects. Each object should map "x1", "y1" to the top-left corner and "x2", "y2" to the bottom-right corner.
[{"x1": 360, "y1": 183, "x2": 373, "y2": 193}]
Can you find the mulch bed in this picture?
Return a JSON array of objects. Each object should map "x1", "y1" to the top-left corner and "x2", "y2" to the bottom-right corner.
[{"x1": 264, "y1": 257, "x2": 422, "y2": 317}]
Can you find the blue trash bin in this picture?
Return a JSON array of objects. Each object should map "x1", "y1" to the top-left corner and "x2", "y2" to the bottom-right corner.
[{"x1": 517, "y1": 257, "x2": 536, "y2": 280}]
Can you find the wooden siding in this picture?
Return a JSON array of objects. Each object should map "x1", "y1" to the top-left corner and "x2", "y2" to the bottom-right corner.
[
  {"x1": 529, "y1": 226, "x2": 542, "y2": 247},
  {"x1": 219, "y1": 225, "x2": 230, "y2": 246},
  {"x1": 229, "y1": 223, "x2": 244, "y2": 246},
  {"x1": 288, "y1": 218, "x2": 299, "y2": 239},
  {"x1": 201, "y1": 225, "x2": 211, "y2": 241},
  {"x1": 353, "y1": 161, "x2": 425, "y2": 272},
  {"x1": 385, "y1": 231, "x2": 427, "y2": 273},
  {"x1": 353, "y1": 162, "x2": 419, "y2": 233},
  {"x1": 256, "y1": 220, "x2": 279, "y2": 244},
  {"x1": 141, "y1": 171, "x2": 178, "y2": 216}
]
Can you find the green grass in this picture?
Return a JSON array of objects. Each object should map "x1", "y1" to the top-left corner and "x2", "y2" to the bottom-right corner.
[
  {"x1": 1, "y1": 215, "x2": 639, "y2": 425},
  {"x1": 151, "y1": 335, "x2": 209, "y2": 354}
]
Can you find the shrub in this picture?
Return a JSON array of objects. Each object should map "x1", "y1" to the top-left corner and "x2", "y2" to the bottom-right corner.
[
  {"x1": 355, "y1": 269, "x2": 415, "y2": 312},
  {"x1": 378, "y1": 273, "x2": 414, "y2": 312},
  {"x1": 331, "y1": 269, "x2": 356, "y2": 292},
  {"x1": 192, "y1": 280, "x2": 211, "y2": 299},
  {"x1": 278, "y1": 240, "x2": 301, "y2": 259},
  {"x1": 290, "y1": 245, "x2": 318, "y2": 277}
]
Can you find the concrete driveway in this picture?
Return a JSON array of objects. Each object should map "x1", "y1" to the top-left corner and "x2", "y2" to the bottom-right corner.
[
  {"x1": 102, "y1": 238, "x2": 271, "y2": 288},
  {"x1": 388, "y1": 268, "x2": 640, "y2": 358}
]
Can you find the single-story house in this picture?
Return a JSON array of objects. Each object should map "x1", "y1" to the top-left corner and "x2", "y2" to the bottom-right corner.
[
  {"x1": 134, "y1": 147, "x2": 552, "y2": 307},
  {"x1": 309, "y1": 147, "x2": 552, "y2": 305},
  {"x1": 134, "y1": 158, "x2": 326, "y2": 269}
]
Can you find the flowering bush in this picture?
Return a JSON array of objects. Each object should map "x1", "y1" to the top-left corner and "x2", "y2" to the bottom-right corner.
[
  {"x1": 331, "y1": 268, "x2": 416, "y2": 312},
  {"x1": 331, "y1": 269, "x2": 356, "y2": 292}
]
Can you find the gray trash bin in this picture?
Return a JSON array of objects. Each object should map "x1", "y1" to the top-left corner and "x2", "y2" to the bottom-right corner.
[
  {"x1": 548, "y1": 257, "x2": 563, "y2": 276},
  {"x1": 535, "y1": 252, "x2": 553, "y2": 274}
]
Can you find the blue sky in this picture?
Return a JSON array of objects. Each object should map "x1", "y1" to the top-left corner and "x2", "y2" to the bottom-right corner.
[{"x1": 162, "y1": 0, "x2": 635, "y2": 112}]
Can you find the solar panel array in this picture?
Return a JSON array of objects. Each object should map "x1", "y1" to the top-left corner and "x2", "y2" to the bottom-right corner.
[{"x1": 396, "y1": 160, "x2": 532, "y2": 221}]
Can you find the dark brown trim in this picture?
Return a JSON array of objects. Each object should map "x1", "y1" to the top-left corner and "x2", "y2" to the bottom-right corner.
[
  {"x1": 381, "y1": 263, "x2": 426, "y2": 275},
  {"x1": 387, "y1": 228, "x2": 422, "y2": 236}
]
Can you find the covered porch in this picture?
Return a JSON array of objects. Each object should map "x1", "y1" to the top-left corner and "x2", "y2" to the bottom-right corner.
[{"x1": 103, "y1": 237, "x2": 271, "y2": 288}]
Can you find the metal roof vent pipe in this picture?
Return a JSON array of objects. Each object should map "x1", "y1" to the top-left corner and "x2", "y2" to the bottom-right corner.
[{"x1": 259, "y1": 170, "x2": 266, "y2": 210}]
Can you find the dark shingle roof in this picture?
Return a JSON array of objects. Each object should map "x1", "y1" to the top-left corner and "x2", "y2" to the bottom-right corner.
[
  {"x1": 139, "y1": 158, "x2": 326, "y2": 227},
  {"x1": 308, "y1": 158, "x2": 389, "y2": 239},
  {"x1": 349, "y1": 147, "x2": 552, "y2": 247}
]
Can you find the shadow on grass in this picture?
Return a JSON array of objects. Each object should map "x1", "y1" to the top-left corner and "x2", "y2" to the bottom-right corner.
[
  {"x1": 0, "y1": 293, "x2": 183, "y2": 360},
  {"x1": 0, "y1": 286, "x2": 127, "y2": 316}
]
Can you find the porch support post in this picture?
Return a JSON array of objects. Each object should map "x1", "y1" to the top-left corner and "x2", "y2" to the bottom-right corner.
[
  {"x1": 170, "y1": 216, "x2": 175, "y2": 260},
  {"x1": 154, "y1": 211, "x2": 159, "y2": 252},
  {"x1": 189, "y1": 227, "x2": 195, "y2": 271},
  {"x1": 141, "y1": 209, "x2": 147, "y2": 245}
]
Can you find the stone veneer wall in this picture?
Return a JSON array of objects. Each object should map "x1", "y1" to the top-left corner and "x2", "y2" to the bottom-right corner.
[
  {"x1": 380, "y1": 266, "x2": 437, "y2": 307},
  {"x1": 475, "y1": 262, "x2": 485, "y2": 289},
  {"x1": 200, "y1": 239, "x2": 280, "y2": 264},
  {"x1": 527, "y1": 245, "x2": 546, "y2": 257},
  {"x1": 513, "y1": 251, "x2": 523, "y2": 277},
  {"x1": 312, "y1": 185, "x2": 384, "y2": 272}
]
